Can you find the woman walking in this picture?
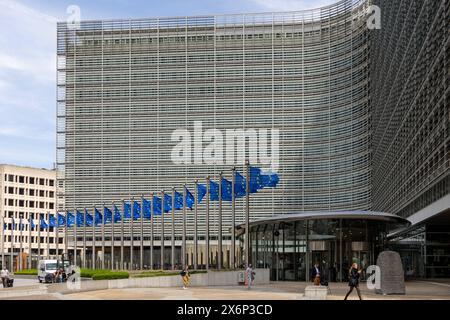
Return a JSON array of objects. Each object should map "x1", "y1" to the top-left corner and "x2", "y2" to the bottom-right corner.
[
  {"x1": 344, "y1": 262, "x2": 363, "y2": 300},
  {"x1": 180, "y1": 266, "x2": 190, "y2": 289}
]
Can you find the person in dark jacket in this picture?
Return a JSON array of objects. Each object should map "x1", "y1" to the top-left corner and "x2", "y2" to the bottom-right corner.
[
  {"x1": 310, "y1": 262, "x2": 321, "y2": 286},
  {"x1": 344, "y1": 262, "x2": 363, "y2": 300}
]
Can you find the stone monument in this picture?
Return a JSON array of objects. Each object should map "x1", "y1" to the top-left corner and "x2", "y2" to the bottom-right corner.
[{"x1": 375, "y1": 250, "x2": 406, "y2": 295}]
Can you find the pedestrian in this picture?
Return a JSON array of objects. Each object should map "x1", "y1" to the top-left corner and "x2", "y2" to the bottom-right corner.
[
  {"x1": 0, "y1": 266, "x2": 10, "y2": 288},
  {"x1": 310, "y1": 261, "x2": 321, "y2": 286},
  {"x1": 245, "y1": 264, "x2": 255, "y2": 289},
  {"x1": 180, "y1": 265, "x2": 190, "y2": 289},
  {"x1": 344, "y1": 262, "x2": 363, "y2": 300}
]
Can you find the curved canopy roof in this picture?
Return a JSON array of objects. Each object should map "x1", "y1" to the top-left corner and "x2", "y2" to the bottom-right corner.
[{"x1": 235, "y1": 211, "x2": 410, "y2": 231}]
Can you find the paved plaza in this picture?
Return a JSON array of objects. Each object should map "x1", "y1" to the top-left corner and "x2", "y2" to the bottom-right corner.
[{"x1": 3, "y1": 279, "x2": 450, "y2": 300}]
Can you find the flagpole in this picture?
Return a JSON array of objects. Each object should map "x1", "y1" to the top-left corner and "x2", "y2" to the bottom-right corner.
[
  {"x1": 150, "y1": 193, "x2": 154, "y2": 270},
  {"x1": 231, "y1": 167, "x2": 236, "y2": 269},
  {"x1": 55, "y1": 213, "x2": 59, "y2": 263},
  {"x1": 121, "y1": 200, "x2": 124, "y2": 270},
  {"x1": 10, "y1": 218, "x2": 14, "y2": 271},
  {"x1": 206, "y1": 176, "x2": 210, "y2": 270},
  {"x1": 46, "y1": 212, "x2": 50, "y2": 259},
  {"x1": 19, "y1": 216, "x2": 23, "y2": 270},
  {"x1": 218, "y1": 172, "x2": 223, "y2": 270},
  {"x1": 140, "y1": 195, "x2": 144, "y2": 271},
  {"x1": 28, "y1": 218, "x2": 32, "y2": 269},
  {"x1": 182, "y1": 185, "x2": 186, "y2": 268},
  {"x1": 37, "y1": 216, "x2": 41, "y2": 265},
  {"x1": 245, "y1": 160, "x2": 250, "y2": 267},
  {"x1": 171, "y1": 187, "x2": 175, "y2": 271},
  {"x1": 1, "y1": 216, "x2": 4, "y2": 268},
  {"x1": 92, "y1": 206, "x2": 96, "y2": 269},
  {"x1": 130, "y1": 197, "x2": 134, "y2": 271},
  {"x1": 64, "y1": 211, "x2": 68, "y2": 261},
  {"x1": 111, "y1": 202, "x2": 115, "y2": 271},
  {"x1": 194, "y1": 181, "x2": 198, "y2": 270},
  {"x1": 83, "y1": 209, "x2": 87, "y2": 269},
  {"x1": 161, "y1": 190, "x2": 164, "y2": 270},
  {"x1": 101, "y1": 204, "x2": 105, "y2": 270},
  {"x1": 74, "y1": 210, "x2": 78, "y2": 266}
]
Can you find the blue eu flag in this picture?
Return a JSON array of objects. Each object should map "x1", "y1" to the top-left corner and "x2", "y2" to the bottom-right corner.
[
  {"x1": 209, "y1": 180, "x2": 219, "y2": 201},
  {"x1": 163, "y1": 194, "x2": 172, "y2": 213},
  {"x1": 39, "y1": 215, "x2": 48, "y2": 229},
  {"x1": 261, "y1": 171, "x2": 279, "y2": 188},
  {"x1": 249, "y1": 166, "x2": 264, "y2": 193},
  {"x1": 197, "y1": 184, "x2": 207, "y2": 204},
  {"x1": 133, "y1": 201, "x2": 141, "y2": 220},
  {"x1": 76, "y1": 210, "x2": 84, "y2": 227},
  {"x1": 94, "y1": 208, "x2": 102, "y2": 226},
  {"x1": 123, "y1": 202, "x2": 131, "y2": 219},
  {"x1": 48, "y1": 214, "x2": 56, "y2": 228},
  {"x1": 104, "y1": 206, "x2": 113, "y2": 224},
  {"x1": 221, "y1": 178, "x2": 233, "y2": 201},
  {"x1": 67, "y1": 211, "x2": 75, "y2": 227},
  {"x1": 234, "y1": 171, "x2": 246, "y2": 198},
  {"x1": 185, "y1": 187, "x2": 195, "y2": 209},
  {"x1": 174, "y1": 191, "x2": 184, "y2": 210},
  {"x1": 57, "y1": 213, "x2": 66, "y2": 227},
  {"x1": 85, "y1": 209, "x2": 93, "y2": 227},
  {"x1": 153, "y1": 196, "x2": 162, "y2": 215},
  {"x1": 142, "y1": 198, "x2": 151, "y2": 219},
  {"x1": 113, "y1": 205, "x2": 122, "y2": 222}
]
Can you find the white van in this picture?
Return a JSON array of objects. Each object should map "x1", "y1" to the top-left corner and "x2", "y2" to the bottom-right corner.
[{"x1": 37, "y1": 260, "x2": 69, "y2": 283}]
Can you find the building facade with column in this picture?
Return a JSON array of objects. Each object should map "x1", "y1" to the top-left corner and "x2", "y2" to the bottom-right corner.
[
  {"x1": 0, "y1": 164, "x2": 60, "y2": 270},
  {"x1": 55, "y1": 0, "x2": 449, "y2": 276}
]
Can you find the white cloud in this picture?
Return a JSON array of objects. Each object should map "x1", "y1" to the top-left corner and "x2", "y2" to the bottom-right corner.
[
  {"x1": 0, "y1": 0, "x2": 57, "y2": 167},
  {"x1": 247, "y1": 0, "x2": 338, "y2": 11}
]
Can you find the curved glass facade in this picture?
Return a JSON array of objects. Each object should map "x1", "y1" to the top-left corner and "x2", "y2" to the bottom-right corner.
[
  {"x1": 237, "y1": 212, "x2": 409, "y2": 282},
  {"x1": 56, "y1": 0, "x2": 371, "y2": 266}
]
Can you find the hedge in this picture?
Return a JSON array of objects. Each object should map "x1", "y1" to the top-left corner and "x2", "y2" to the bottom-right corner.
[
  {"x1": 132, "y1": 270, "x2": 207, "y2": 278},
  {"x1": 80, "y1": 269, "x2": 112, "y2": 278},
  {"x1": 13, "y1": 269, "x2": 38, "y2": 275},
  {"x1": 92, "y1": 272, "x2": 129, "y2": 280}
]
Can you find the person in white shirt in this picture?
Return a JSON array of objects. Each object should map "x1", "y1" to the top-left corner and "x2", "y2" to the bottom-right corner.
[
  {"x1": 1, "y1": 267, "x2": 10, "y2": 288},
  {"x1": 246, "y1": 264, "x2": 255, "y2": 289}
]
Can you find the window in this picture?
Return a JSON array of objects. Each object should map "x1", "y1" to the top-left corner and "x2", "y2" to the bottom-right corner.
[
  {"x1": 39, "y1": 178, "x2": 45, "y2": 185},
  {"x1": 49, "y1": 180, "x2": 54, "y2": 187},
  {"x1": 8, "y1": 199, "x2": 14, "y2": 206},
  {"x1": 19, "y1": 188, "x2": 25, "y2": 195},
  {"x1": 8, "y1": 175, "x2": 14, "y2": 182},
  {"x1": 29, "y1": 177, "x2": 35, "y2": 184},
  {"x1": 29, "y1": 189, "x2": 35, "y2": 196},
  {"x1": 49, "y1": 203, "x2": 54, "y2": 209},
  {"x1": 19, "y1": 200, "x2": 24, "y2": 207},
  {"x1": 39, "y1": 190, "x2": 45, "y2": 197},
  {"x1": 18, "y1": 176, "x2": 24, "y2": 183},
  {"x1": 49, "y1": 191, "x2": 54, "y2": 198},
  {"x1": 8, "y1": 187, "x2": 14, "y2": 194},
  {"x1": 39, "y1": 202, "x2": 45, "y2": 209},
  {"x1": 29, "y1": 201, "x2": 35, "y2": 208}
]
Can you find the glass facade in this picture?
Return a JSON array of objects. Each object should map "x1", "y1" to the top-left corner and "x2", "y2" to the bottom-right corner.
[
  {"x1": 237, "y1": 212, "x2": 408, "y2": 282},
  {"x1": 56, "y1": 0, "x2": 371, "y2": 245}
]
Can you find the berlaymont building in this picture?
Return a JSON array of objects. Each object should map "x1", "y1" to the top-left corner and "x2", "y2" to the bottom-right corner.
[{"x1": 56, "y1": 0, "x2": 449, "y2": 280}]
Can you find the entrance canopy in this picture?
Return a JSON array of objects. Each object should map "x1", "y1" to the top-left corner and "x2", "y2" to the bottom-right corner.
[{"x1": 235, "y1": 211, "x2": 410, "y2": 236}]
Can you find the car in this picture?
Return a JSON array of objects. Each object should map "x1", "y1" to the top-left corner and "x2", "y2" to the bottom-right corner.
[{"x1": 37, "y1": 259, "x2": 69, "y2": 283}]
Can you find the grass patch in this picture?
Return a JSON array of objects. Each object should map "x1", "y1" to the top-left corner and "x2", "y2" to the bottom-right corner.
[
  {"x1": 13, "y1": 269, "x2": 37, "y2": 275},
  {"x1": 92, "y1": 271, "x2": 129, "y2": 281}
]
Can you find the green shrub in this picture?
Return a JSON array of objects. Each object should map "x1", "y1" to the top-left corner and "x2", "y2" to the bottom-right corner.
[
  {"x1": 80, "y1": 269, "x2": 112, "y2": 278},
  {"x1": 13, "y1": 269, "x2": 37, "y2": 275},
  {"x1": 92, "y1": 272, "x2": 129, "y2": 280},
  {"x1": 132, "y1": 270, "x2": 207, "y2": 278}
]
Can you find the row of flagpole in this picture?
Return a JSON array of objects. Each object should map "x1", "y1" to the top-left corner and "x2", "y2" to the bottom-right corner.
[{"x1": 1, "y1": 162, "x2": 279, "y2": 271}]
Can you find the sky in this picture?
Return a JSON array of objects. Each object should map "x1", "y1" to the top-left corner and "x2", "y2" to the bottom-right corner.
[{"x1": 0, "y1": 0, "x2": 337, "y2": 169}]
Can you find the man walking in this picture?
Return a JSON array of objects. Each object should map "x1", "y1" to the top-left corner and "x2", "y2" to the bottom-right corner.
[
  {"x1": 246, "y1": 264, "x2": 255, "y2": 289},
  {"x1": 1, "y1": 266, "x2": 10, "y2": 288}
]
